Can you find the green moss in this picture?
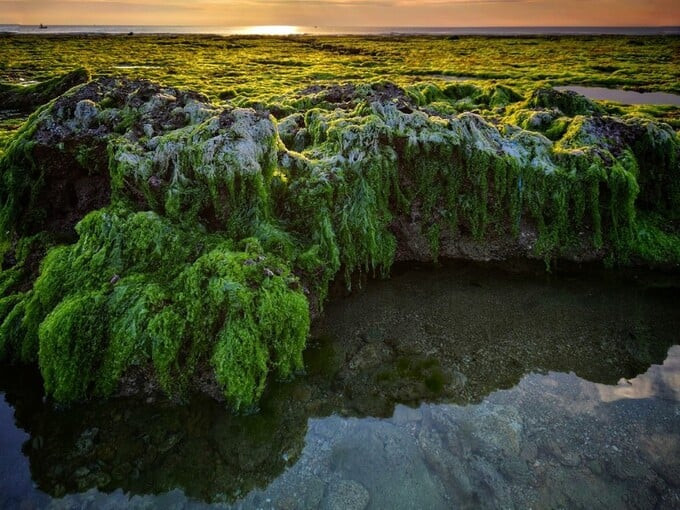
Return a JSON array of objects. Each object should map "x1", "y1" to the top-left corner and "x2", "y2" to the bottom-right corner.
[
  {"x1": 114, "y1": 107, "x2": 141, "y2": 134},
  {"x1": 408, "y1": 82, "x2": 522, "y2": 111},
  {"x1": 628, "y1": 213, "x2": 680, "y2": 265},
  {"x1": 109, "y1": 109, "x2": 278, "y2": 239},
  {"x1": 427, "y1": 224, "x2": 441, "y2": 262},
  {"x1": 631, "y1": 125, "x2": 680, "y2": 218},
  {"x1": 38, "y1": 291, "x2": 109, "y2": 403},
  {"x1": 213, "y1": 316, "x2": 269, "y2": 410},
  {"x1": 0, "y1": 107, "x2": 43, "y2": 242},
  {"x1": 489, "y1": 84, "x2": 523, "y2": 108},
  {"x1": 544, "y1": 117, "x2": 571, "y2": 140},
  {"x1": 0, "y1": 293, "x2": 27, "y2": 360},
  {"x1": 9, "y1": 203, "x2": 309, "y2": 408},
  {"x1": 526, "y1": 87, "x2": 603, "y2": 116},
  {"x1": 506, "y1": 109, "x2": 571, "y2": 141},
  {"x1": 0, "y1": 68, "x2": 90, "y2": 112},
  {"x1": 97, "y1": 275, "x2": 168, "y2": 396},
  {"x1": 1, "y1": 56, "x2": 678, "y2": 409},
  {"x1": 148, "y1": 307, "x2": 188, "y2": 395}
]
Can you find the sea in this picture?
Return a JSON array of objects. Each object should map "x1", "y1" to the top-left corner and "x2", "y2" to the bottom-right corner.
[{"x1": 0, "y1": 25, "x2": 679, "y2": 36}]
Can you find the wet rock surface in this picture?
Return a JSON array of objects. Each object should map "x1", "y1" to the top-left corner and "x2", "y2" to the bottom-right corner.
[{"x1": 322, "y1": 479, "x2": 370, "y2": 510}]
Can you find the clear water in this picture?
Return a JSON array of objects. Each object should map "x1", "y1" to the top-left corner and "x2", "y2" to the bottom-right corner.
[{"x1": 1, "y1": 261, "x2": 679, "y2": 509}]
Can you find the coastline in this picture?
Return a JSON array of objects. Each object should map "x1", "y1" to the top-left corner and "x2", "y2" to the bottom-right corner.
[{"x1": 1, "y1": 25, "x2": 679, "y2": 36}]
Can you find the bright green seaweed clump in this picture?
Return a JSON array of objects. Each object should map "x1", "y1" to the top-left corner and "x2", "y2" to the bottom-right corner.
[
  {"x1": 0, "y1": 72, "x2": 679, "y2": 409},
  {"x1": 24, "y1": 207, "x2": 309, "y2": 409}
]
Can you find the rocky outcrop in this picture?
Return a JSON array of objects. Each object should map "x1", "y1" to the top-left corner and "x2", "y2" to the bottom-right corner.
[
  {"x1": 0, "y1": 68, "x2": 90, "y2": 113},
  {"x1": 526, "y1": 86, "x2": 604, "y2": 116},
  {"x1": 0, "y1": 75, "x2": 678, "y2": 408}
]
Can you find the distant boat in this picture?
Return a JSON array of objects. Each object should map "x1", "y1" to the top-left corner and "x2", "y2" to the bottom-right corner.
[{"x1": 39, "y1": 24, "x2": 48, "y2": 29}]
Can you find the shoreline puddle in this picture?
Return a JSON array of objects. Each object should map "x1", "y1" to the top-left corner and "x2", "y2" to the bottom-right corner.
[
  {"x1": 556, "y1": 85, "x2": 680, "y2": 106},
  {"x1": 1, "y1": 263, "x2": 679, "y2": 509}
]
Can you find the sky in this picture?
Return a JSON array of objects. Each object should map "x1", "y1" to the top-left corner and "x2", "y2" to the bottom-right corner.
[{"x1": 1, "y1": 0, "x2": 679, "y2": 27}]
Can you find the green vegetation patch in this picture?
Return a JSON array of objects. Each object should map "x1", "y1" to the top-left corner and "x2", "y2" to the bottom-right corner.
[
  {"x1": 0, "y1": 66, "x2": 678, "y2": 410},
  {"x1": 20, "y1": 207, "x2": 309, "y2": 410},
  {"x1": 0, "y1": 68, "x2": 90, "y2": 112}
]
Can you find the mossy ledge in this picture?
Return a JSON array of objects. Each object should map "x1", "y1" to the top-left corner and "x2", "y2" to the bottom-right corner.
[
  {"x1": 0, "y1": 68, "x2": 90, "y2": 113},
  {"x1": 1, "y1": 76, "x2": 678, "y2": 410}
]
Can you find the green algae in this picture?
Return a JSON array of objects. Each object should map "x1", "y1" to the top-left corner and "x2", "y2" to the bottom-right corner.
[
  {"x1": 0, "y1": 72, "x2": 678, "y2": 410},
  {"x1": 0, "y1": 107, "x2": 43, "y2": 241},
  {"x1": 17, "y1": 207, "x2": 309, "y2": 408},
  {"x1": 1, "y1": 34, "x2": 678, "y2": 125},
  {"x1": 0, "y1": 68, "x2": 90, "y2": 112},
  {"x1": 108, "y1": 107, "x2": 278, "y2": 238},
  {"x1": 526, "y1": 87, "x2": 604, "y2": 116}
]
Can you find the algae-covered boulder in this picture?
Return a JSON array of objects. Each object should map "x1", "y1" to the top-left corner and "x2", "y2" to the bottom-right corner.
[
  {"x1": 526, "y1": 86, "x2": 604, "y2": 116},
  {"x1": 23, "y1": 207, "x2": 308, "y2": 409},
  {"x1": 0, "y1": 76, "x2": 214, "y2": 243},
  {"x1": 0, "y1": 78, "x2": 309, "y2": 410},
  {"x1": 558, "y1": 115, "x2": 680, "y2": 216},
  {"x1": 0, "y1": 68, "x2": 90, "y2": 113},
  {"x1": 0, "y1": 76, "x2": 678, "y2": 409}
]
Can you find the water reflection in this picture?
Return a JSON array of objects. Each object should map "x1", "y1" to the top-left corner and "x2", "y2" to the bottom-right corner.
[
  {"x1": 596, "y1": 346, "x2": 680, "y2": 403},
  {"x1": 0, "y1": 262, "x2": 678, "y2": 509}
]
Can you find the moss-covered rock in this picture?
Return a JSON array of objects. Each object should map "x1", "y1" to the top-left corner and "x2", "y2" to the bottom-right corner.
[
  {"x1": 0, "y1": 77, "x2": 678, "y2": 408},
  {"x1": 526, "y1": 87, "x2": 604, "y2": 116},
  {"x1": 0, "y1": 68, "x2": 90, "y2": 113},
  {"x1": 504, "y1": 109, "x2": 572, "y2": 141}
]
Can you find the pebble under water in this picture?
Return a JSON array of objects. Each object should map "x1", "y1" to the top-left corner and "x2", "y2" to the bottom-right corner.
[{"x1": 0, "y1": 261, "x2": 679, "y2": 509}]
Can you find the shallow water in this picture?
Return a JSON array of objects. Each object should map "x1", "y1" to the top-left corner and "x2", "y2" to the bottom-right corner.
[
  {"x1": 555, "y1": 85, "x2": 680, "y2": 106},
  {"x1": 1, "y1": 262, "x2": 679, "y2": 509}
]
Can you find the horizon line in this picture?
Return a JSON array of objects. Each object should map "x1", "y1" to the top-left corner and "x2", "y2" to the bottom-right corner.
[{"x1": 2, "y1": 24, "x2": 680, "y2": 28}]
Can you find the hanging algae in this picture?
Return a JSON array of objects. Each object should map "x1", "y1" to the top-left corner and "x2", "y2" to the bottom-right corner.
[
  {"x1": 23, "y1": 207, "x2": 308, "y2": 409},
  {"x1": 0, "y1": 75, "x2": 678, "y2": 409}
]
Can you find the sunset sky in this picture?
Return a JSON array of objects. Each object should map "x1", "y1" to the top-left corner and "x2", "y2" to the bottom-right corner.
[{"x1": 1, "y1": 0, "x2": 679, "y2": 27}]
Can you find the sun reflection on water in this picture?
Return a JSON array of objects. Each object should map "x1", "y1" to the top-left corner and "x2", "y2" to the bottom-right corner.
[{"x1": 240, "y1": 25, "x2": 301, "y2": 35}]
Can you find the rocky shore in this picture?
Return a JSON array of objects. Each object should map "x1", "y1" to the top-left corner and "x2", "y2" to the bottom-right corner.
[{"x1": 0, "y1": 73, "x2": 678, "y2": 408}]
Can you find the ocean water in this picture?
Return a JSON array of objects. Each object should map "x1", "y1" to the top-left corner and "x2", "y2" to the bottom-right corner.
[{"x1": 1, "y1": 25, "x2": 679, "y2": 36}]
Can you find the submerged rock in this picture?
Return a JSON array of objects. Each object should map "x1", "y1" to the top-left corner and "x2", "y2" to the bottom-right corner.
[
  {"x1": 322, "y1": 479, "x2": 370, "y2": 510},
  {"x1": 327, "y1": 418, "x2": 449, "y2": 509},
  {"x1": 0, "y1": 75, "x2": 678, "y2": 408}
]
